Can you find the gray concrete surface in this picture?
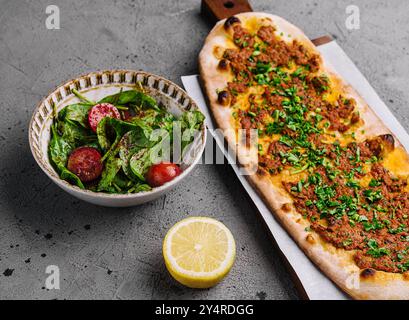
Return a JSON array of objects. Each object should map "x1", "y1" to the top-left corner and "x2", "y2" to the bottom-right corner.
[{"x1": 0, "y1": 0, "x2": 408, "y2": 300}]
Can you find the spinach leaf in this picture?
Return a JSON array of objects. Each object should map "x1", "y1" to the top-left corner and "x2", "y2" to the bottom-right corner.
[
  {"x1": 111, "y1": 171, "x2": 152, "y2": 194},
  {"x1": 49, "y1": 124, "x2": 85, "y2": 189},
  {"x1": 178, "y1": 110, "x2": 205, "y2": 156},
  {"x1": 129, "y1": 148, "x2": 150, "y2": 181},
  {"x1": 59, "y1": 103, "x2": 92, "y2": 128},
  {"x1": 118, "y1": 131, "x2": 151, "y2": 181},
  {"x1": 99, "y1": 90, "x2": 159, "y2": 111},
  {"x1": 128, "y1": 133, "x2": 170, "y2": 181},
  {"x1": 60, "y1": 120, "x2": 97, "y2": 147},
  {"x1": 59, "y1": 168, "x2": 85, "y2": 189},
  {"x1": 97, "y1": 156, "x2": 122, "y2": 192},
  {"x1": 135, "y1": 109, "x2": 161, "y2": 128},
  {"x1": 182, "y1": 110, "x2": 205, "y2": 129},
  {"x1": 96, "y1": 116, "x2": 154, "y2": 191},
  {"x1": 149, "y1": 131, "x2": 171, "y2": 164},
  {"x1": 49, "y1": 124, "x2": 73, "y2": 164},
  {"x1": 128, "y1": 183, "x2": 152, "y2": 193},
  {"x1": 112, "y1": 172, "x2": 132, "y2": 191},
  {"x1": 96, "y1": 117, "x2": 112, "y2": 152},
  {"x1": 130, "y1": 118, "x2": 155, "y2": 135},
  {"x1": 101, "y1": 118, "x2": 151, "y2": 161},
  {"x1": 160, "y1": 113, "x2": 177, "y2": 130}
]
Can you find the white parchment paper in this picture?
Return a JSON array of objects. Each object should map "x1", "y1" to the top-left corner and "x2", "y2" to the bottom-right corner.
[{"x1": 181, "y1": 41, "x2": 408, "y2": 300}]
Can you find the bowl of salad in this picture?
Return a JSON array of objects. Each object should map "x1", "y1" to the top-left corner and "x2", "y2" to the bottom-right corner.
[{"x1": 29, "y1": 70, "x2": 206, "y2": 207}]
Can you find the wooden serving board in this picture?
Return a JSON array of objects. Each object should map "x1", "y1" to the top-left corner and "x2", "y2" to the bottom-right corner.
[
  {"x1": 201, "y1": 0, "x2": 332, "y2": 46},
  {"x1": 199, "y1": 0, "x2": 334, "y2": 300}
]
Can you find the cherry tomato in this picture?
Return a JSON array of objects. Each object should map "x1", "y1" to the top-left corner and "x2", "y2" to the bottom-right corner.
[
  {"x1": 67, "y1": 147, "x2": 103, "y2": 182},
  {"x1": 145, "y1": 162, "x2": 182, "y2": 187},
  {"x1": 88, "y1": 103, "x2": 120, "y2": 132}
]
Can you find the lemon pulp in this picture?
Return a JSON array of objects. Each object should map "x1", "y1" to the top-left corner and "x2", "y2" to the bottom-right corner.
[{"x1": 163, "y1": 217, "x2": 236, "y2": 288}]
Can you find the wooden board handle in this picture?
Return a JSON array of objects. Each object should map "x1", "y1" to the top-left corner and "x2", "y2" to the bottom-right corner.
[
  {"x1": 200, "y1": 1, "x2": 332, "y2": 47},
  {"x1": 311, "y1": 35, "x2": 333, "y2": 46},
  {"x1": 201, "y1": 0, "x2": 253, "y2": 23}
]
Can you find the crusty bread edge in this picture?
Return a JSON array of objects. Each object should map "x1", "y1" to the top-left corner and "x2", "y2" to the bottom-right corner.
[{"x1": 199, "y1": 12, "x2": 409, "y2": 300}]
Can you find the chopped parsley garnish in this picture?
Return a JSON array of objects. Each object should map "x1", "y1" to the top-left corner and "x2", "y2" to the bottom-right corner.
[
  {"x1": 369, "y1": 178, "x2": 382, "y2": 187},
  {"x1": 362, "y1": 214, "x2": 384, "y2": 231},
  {"x1": 363, "y1": 189, "x2": 383, "y2": 203},
  {"x1": 279, "y1": 135, "x2": 293, "y2": 147},
  {"x1": 388, "y1": 224, "x2": 407, "y2": 235},
  {"x1": 366, "y1": 239, "x2": 390, "y2": 258}
]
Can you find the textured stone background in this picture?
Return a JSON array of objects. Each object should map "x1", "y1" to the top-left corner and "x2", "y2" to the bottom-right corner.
[{"x1": 0, "y1": 0, "x2": 408, "y2": 300}]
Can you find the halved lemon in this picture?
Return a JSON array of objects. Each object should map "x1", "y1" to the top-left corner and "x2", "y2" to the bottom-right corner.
[{"x1": 163, "y1": 216, "x2": 236, "y2": 288}]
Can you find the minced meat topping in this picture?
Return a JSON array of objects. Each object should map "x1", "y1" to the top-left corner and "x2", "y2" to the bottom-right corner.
[{"x1": 220, "y1": 21, "x2": 409, "y2": 273}]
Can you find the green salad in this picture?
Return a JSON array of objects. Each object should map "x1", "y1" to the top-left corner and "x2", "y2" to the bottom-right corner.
[{"x1": 49, "y1": 86, "x2": 205, "y2": 193}]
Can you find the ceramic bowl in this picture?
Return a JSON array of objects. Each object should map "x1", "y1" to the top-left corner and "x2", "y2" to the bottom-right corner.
[{"x1": 29, "y1": 70, "x2": 206, "y2": 207}]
